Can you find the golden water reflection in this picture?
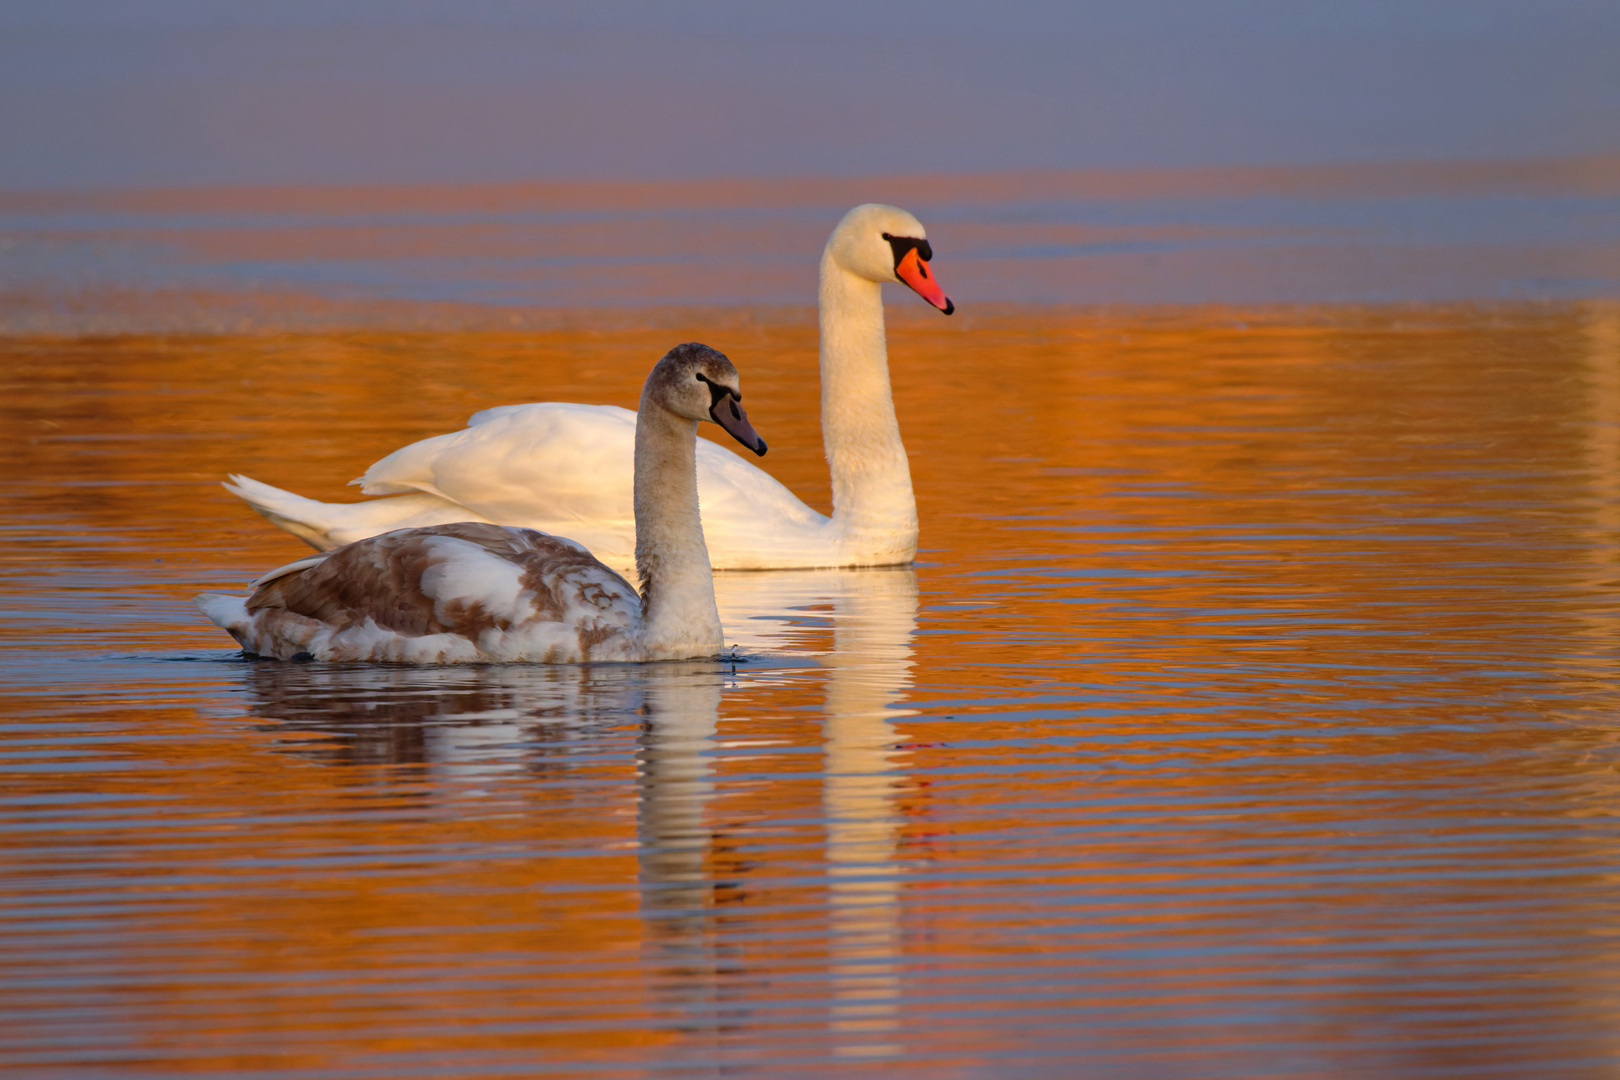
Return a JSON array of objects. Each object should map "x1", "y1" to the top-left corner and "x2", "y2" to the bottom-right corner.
[{"x1": 4, "y1": 304, "x2": 1620, "y2": 1076}]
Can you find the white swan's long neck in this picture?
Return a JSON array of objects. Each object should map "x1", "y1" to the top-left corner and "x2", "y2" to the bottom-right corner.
[
  {"x1": 819, "y1": 250, "x2": 918, "y2": 551},
  {"x1": 634, "y1": 401, "x2": 724, "y2": 659}
]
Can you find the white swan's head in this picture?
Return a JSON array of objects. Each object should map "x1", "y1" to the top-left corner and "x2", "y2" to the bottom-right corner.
[
  {"x1": 825, "y1": 203, "x2": 954, "y2": 315},
  {"x1": 646, "y1": 343, "x2": 768, "y2": 457}
]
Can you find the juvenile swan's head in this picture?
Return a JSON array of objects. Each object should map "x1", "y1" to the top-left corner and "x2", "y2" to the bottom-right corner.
[
  {"x1": 645, "y1": 343, "x2": 767, "y2": 457},
  {"x1": 824, "y1": 203, "x2": 954, "y2": 314}
]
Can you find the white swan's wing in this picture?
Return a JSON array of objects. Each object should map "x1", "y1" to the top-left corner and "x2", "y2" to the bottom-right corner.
[
  {"x1": 354, "y1": 401, "x2": 831, "y2": 569},
  {"x1": 360, "y1": 403, "x2": 639, "y2": 523},
  {"x1": 466, "y1": 402, "x2": 542, "y2": 426},
  {"x1": 695, "y1": 438, "x2": 828, "y2": 531},
  {"x1": 356, "y1": 403, "x2": 643, "y2": 563},
  {"x1": 690, "y1": 437, "x2": 832, "y2": 567}
]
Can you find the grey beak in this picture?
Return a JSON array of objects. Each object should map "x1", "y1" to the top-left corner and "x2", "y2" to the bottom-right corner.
[{"x1": 711, "y1": 394, "x2": 766, "y2": 457}]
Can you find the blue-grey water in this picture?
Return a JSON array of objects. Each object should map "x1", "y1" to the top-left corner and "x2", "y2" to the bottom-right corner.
[{"x1": 2, "y1": 159, "x2": 1618, "y2": 336}]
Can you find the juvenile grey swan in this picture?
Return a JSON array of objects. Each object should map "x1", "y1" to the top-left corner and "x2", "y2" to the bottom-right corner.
[{"x1": 197, "y1": 344, "x2": 767, "y2": 664}]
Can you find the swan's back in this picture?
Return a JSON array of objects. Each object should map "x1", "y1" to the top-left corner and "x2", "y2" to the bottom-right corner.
[
  {"x1": 356, "y1": 401, "x2": 829, "y2": 569},
  {"x1": 203, "y1": 522, "x2": 642, "y2": 663},
  {"x1": 361, "y1": 403, "x2": 641, "y2": 524}
]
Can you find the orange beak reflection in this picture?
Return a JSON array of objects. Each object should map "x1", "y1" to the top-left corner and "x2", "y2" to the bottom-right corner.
[{"x1": 895, "y1": 247, "x2": 954, "y2": 314}]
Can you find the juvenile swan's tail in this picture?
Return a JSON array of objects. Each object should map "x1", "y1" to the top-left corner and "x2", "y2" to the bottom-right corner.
[{"x1": 195, "y1": 592, "x2": 252, "y2": 649}]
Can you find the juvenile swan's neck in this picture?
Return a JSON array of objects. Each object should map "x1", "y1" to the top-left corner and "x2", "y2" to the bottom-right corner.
[
  {"x1": 634, "y1": 399, "x2": 723, "y2": 659},
  {"x1": 819, "y1": 249, "x2": 918, "y2": 552}
]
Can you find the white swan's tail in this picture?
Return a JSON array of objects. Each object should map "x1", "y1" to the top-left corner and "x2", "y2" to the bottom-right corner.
[
  {"x1": 224, "y1": 475, "x2": 350, "y2": 551},
  {"x1": 222, "y1": 474, "x2": 489, "y2": 551}
]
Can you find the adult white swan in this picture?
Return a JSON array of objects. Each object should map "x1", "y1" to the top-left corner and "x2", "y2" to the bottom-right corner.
[
  {"x1": 224, "y1": 203, "x2": 953, "y2": 570},
  {"x1": 197, "y1": 344, "x2": 769, "y2": 664}
]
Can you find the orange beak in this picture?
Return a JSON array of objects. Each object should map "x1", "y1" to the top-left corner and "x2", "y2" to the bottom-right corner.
[{"x1": 895, "y1": 247, "x2": 954, "y2": 315}]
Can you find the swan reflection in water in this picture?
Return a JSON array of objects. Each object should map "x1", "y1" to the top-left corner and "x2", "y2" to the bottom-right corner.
[
  {"x1": 809, "y1": 568, "x2": 917, "y2": 1059},
  {"x1": 647, "y1": 567, "x2": 919, "y2": 1057},
  {"x1": 234, "y1": 566, "x2": 919, "y2": 1058},
  {"x1": 241, "y1": 658, "x2": 654, "y2": 780}
]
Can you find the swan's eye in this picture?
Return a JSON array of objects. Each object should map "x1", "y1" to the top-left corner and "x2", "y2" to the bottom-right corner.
[
  {"x1": 883, "y1": 233, "x2": 932, "y2": 270},
  {"x1": 693, "y1": 371, "x2": 739, "y2": 407}
]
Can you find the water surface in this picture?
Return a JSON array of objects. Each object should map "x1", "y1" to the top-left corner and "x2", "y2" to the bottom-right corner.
[
  {"x1": 4, "y1": 304, "x2": 1620, "y2": 1076},
  {"x1": 5, "y1": 156, "x2": 1619, "y2": 334}
]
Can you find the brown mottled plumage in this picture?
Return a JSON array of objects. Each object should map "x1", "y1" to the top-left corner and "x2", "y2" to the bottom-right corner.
[
  {"x1": 210, "y1": 522, "x2": 641, "y2": 662},
  {"x1": 250, "y1": 522, "x2": 630, "y2": 635}
]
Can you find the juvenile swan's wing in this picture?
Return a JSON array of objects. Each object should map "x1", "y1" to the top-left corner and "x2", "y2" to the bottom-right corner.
[{"x1": 240, "y1": 523, "x2": 641, "y2": 662}]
